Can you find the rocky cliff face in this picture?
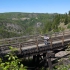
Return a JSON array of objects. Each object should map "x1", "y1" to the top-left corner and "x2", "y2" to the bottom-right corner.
[{"x1": 6, "y1": 23, "x2": 21, "y2": 30}]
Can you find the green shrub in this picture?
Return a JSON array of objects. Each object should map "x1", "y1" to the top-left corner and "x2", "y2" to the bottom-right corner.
[{"x1": 0, "y1": 46, "x2": 27, "y2": 70}]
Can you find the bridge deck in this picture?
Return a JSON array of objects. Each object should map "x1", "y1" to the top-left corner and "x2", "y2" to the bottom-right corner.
[
  {"x1": 21, "y1": 38, "x2": 70, "y2": 50},
  {"x1": 0, "y1": 30, "x2": 70, "y2": 57}
]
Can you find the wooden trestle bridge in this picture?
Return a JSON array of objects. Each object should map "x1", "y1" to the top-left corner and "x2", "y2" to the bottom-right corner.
[{"x1": 0, "y1": 30, "x2": 70, "y2": 70}]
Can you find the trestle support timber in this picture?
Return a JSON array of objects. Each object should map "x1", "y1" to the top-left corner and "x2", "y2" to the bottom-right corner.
[{"x1": 32, "y1": 52, "x2": 54, "y2": 70}]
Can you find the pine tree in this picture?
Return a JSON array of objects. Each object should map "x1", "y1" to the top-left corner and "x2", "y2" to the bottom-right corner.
[
  {"x1": 68, "y1": 11, "x2": 70, "y2": 15},
  {"x1": 64, "y1": 13, "x2": 68, "y2": 25}
]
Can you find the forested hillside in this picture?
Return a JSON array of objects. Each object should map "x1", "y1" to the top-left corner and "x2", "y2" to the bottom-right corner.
[{"x1": 0, "y1": 11, "x2": 70, "y2": 38}]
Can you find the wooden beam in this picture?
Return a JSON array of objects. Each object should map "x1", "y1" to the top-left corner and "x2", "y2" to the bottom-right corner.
[{"x1": 47, "y1": 52, "x2": 53, "y2": 70}]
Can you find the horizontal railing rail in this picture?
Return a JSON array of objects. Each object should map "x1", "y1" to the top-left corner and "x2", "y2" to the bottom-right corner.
[{"x1": 0, "y1": 30, "x2": 70, "y2": 53}]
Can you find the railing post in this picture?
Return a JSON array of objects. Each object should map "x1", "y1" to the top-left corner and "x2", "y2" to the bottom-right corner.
[
  {"x1": 36, "y1": 38, "x2": 38, "y2": 51},
  {"x1": 19, "y1": 43, "x2": 22, "y2": 54},
  {"x1": 8, "y1": 39, "x2": 11, "y2": 44},
  {"x1": 55, "y1": 32, "x2": 56, "y2": 37},
  {"x1": 62, "y1": 31, "x2": 64, "y2": 46},
  {"x1": 50, "y1": 36, "x2": 52, "y2": 48}
]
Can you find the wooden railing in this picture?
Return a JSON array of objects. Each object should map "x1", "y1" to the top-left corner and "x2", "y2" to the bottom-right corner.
[{"x1": 0, "y1": 30, "x2": 70, "y2": 52}]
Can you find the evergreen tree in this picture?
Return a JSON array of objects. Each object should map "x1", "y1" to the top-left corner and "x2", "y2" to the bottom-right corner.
[
  {"x1": 68, "y1": 11, "x2": 70, "y2": 15},
  {"x1": 64, "y1": 13, "x2": 68, "y2": 25},
  {"x1": 52, "y1": 14, "x2": 60, "y2": 31}
]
